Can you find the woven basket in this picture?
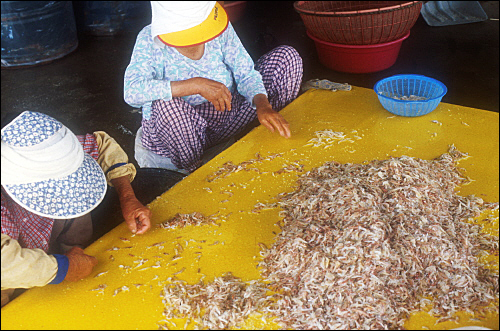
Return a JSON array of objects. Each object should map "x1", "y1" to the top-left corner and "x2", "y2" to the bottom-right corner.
[{"x1": 295, "y1": 1, "x2": 422, "y2": 45}]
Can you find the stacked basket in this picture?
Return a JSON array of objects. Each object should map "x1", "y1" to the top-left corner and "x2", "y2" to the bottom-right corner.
[{"x1": 295, "y1": 1, "x2": 423, "y2": 73}]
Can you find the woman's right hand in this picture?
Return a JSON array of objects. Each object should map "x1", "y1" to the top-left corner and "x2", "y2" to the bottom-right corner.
[
  {"x1": 64, "y1": 247, "x2": 98, "y2": 282},
  {"x1": 171, "y1": 77, "x2": 232, "y2": 112},
  {"x1": 193, "y1": 77, "x2": 232, "y2": 112}
]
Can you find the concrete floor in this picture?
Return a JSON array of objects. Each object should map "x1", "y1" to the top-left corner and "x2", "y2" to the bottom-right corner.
[{"x1": 1, "y1": 1, "x2": 499, "y2": 236}]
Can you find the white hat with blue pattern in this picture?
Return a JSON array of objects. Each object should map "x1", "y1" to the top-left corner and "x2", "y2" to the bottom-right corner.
[{"x1": 1, "y1": 111, "x2": 107, "y2": 219}]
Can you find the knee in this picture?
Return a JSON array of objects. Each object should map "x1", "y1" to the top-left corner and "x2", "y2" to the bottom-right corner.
[
  {"x1": 272, "y1": 45, "x2": 303, "y2": 69},
  {"x1": 153, "y1": 98, "x2": 189, "y2": 110},
  {"x1": 151, "y1": 98, "x2": 190, "y2": 123},
  {"x1": 275, "y1": 45, "x2": 300, "y2": 57}
]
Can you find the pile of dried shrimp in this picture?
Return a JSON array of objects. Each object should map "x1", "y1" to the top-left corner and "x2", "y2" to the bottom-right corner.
[
  {"x1": 260, "y1": 145, "x2": 498, "y2": 329},
  {"x1": 159, "y1": 146, "x2": 498, "y2": 330},
  {"x1": 159, "y1": 273, "x2": 269, "y2": 330}
]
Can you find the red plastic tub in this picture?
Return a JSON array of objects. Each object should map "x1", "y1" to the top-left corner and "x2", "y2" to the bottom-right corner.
[
  {"x1": 223, "y1": 1, "x2": 247, "y2": 23},
  {"x1": 307, "y1": 30, "x2": 410, "y2": 73}
]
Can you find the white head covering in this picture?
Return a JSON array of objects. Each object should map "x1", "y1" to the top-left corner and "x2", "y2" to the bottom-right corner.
[
  {"x1": 1, "y1": 111, "x2": 107, "y2": 219},
  {"x1": 1, "y1": 126, "x2": 84, "y2": 185},
  {"x1": 151, "y1": 1, "x2": 216, "y2": 40}
]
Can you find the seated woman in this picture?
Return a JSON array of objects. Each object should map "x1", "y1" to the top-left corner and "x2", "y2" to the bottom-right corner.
[
  {"x1": 124, "y1": 1, "x2": 303, "y2": 174},
  {"x1": 1, "y1": 111, "x2": 151, "y2": 306}
]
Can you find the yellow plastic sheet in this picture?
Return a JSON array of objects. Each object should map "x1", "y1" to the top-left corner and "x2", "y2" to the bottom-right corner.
[{"x1": 1, "y1": 87, "x2": 498, "y2": 330}]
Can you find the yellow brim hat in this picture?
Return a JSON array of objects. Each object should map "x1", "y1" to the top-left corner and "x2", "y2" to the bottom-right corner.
[{"x1": 158, "y1": 2, "x2": 228, "y2": 48}]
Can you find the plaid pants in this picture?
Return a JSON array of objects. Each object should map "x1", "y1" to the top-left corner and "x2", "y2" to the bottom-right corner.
[{"x1": 141, "y1": 45, "x2": 303, "y2": 172}]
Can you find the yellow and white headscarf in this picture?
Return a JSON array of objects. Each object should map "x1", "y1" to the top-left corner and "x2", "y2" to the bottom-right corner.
[{"x1": 150, "y1": 1, "x2": 228, "y2": 47}]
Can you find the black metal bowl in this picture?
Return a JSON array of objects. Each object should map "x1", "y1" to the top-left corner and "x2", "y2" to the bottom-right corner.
[{"x1": 131, "y1": 168, "x2": 186, "y2": 205}]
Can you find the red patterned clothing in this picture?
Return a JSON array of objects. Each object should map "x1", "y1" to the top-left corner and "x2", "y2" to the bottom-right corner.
[
  {"x1": 1, "y1": 134, "x2": 99, "y2": 252},
  {"x1": 77, "y1": 133, "x2": 100, "y2": 160}
]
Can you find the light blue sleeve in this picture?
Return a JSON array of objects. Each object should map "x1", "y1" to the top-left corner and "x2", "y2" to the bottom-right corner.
[
  {"x1": 123, "y1": 25, "x2": 172, "y2": 119},
  {"x1": 221, "y1": 24, "x2": 267, "y2": 107}
]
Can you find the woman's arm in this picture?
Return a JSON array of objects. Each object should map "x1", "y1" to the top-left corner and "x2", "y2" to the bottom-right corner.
[
  {"x1": 124, "y1": 26, "x2": 173, "y2": 108},
  {"x1": 1, "y1": 233, "x2": 60, "y2": 289},
  {"x1": 220, "y1": 24, "x2": 268, "y2": 106},
  {"x1": 171, "y1": 77, "x2": 232, "y2": 112},
  {"x1": 110, "y1": 176, "x2": 151, "y2": 235},
  {"x1": 93, "y1": 131, "x2": 152, "y2": 235}
]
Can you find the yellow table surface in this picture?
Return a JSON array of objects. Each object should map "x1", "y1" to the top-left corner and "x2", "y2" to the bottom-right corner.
[{"x1": 2, "y1": 87, "x2": 499, "y2": 330}]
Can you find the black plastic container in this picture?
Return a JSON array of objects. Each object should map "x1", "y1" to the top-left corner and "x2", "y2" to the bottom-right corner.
[{"x1": 72, "y1": 1, "x2": 150, "y2": 36}]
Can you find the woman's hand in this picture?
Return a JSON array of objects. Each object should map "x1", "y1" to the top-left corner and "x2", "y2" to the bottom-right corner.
[
  {"x1": 111, "y1": 176, "x2": 152, "y2": 235},
  {"x1": 64, "y1": 247, "x2": 98, "y2": 282},
  {"x1": 254, "y1": 94, "x2": 291, "y2": 138},
  {"x1": 119, "y1": 195, "x2": 152, "y2": 235},
  {"x1": 195, "y1": 77, "x2": 232, "y2": 112},
  {"x1": 171, "y1": 77, "x2": 231, "y2": 112}
]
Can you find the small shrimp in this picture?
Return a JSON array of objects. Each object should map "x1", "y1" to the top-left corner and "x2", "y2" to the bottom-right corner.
[{"x1": 94, "y1": 271, "x2": 108, "y2": 278}]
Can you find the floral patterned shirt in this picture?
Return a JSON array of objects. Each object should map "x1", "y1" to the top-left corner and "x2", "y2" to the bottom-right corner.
[{"x1": 123, "y1": 23, "x2": 267, "y2": 120}]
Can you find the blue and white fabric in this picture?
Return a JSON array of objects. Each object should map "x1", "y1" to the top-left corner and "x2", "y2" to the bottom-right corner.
[{"x1": 1, "y1": 111, "x2": 107, "y2": 219}]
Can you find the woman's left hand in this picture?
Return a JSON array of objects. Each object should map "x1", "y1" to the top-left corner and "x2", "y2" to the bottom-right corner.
[
  {"x1": 111, "y1": 175, "x2": 152, "y2": 235},
  {"x1": 120, "y1": 196, "x2": 152, "y2": 235},
  {"x1": 254, "y1": 94, "x2": 291, "y2": 138}
]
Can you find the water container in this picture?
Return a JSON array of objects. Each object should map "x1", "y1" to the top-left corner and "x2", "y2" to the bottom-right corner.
[
  {"x1": 1, "y1": 1, "x2": 78, "y2": 68},
  {"x1": 73, "y1": 1, "x2": 149, "y2": 36}
]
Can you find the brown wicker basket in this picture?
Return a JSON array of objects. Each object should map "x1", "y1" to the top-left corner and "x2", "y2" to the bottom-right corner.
[{"x1": 295, "y1": 1, "x2": 422, "y2": 45}]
